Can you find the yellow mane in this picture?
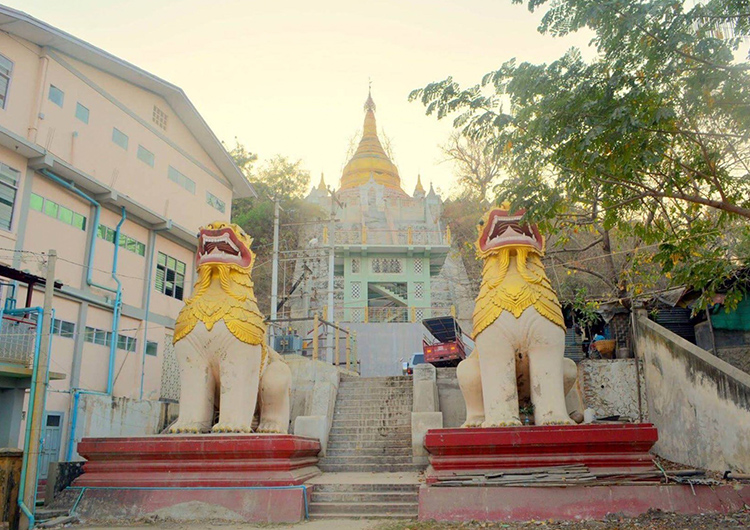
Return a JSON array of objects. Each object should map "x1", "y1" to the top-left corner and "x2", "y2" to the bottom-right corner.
[{"x1": 473, "y1": 243, "x2": 565, "y2": 337}]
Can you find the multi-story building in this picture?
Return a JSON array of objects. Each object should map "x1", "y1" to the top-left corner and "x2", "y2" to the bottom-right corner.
[{"x1": 0, "y1": 5, "x2": 254, "y2": 466}]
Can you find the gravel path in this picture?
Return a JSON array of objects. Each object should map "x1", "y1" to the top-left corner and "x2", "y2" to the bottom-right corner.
[{"x1": 75, "y1": 509, "x2": 750, "y2": 530}]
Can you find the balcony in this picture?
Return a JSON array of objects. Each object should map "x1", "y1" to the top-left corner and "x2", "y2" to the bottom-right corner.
[{"x1": 0, "y1": 315, "x2": 37, "y2": 367}]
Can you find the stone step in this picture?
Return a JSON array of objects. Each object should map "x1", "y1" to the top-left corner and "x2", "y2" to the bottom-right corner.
[
  {"x1": 309, "y1": 502, "x2": 418, "y2": 515},
  {"x1": 308, "y1": 512, "x2": 417, "y2": 520},
  {"x1": 324, "y1": 453, "x2": 412, "y2": 460},
  {"x1": 324, "y1": 447, "x2": 412, "y2": 456},
  {"x1": 327, "y1": 434, "x2": 412, "y2": 442},
  {"x1": 334, "y1": 405, "x2": 413, "y2": 412},
  {"x1": 311, "y1": 491, "x2": 419, "y2": 503},
  {"x1": 313, "y1": 483, "x2": 419, "y2": 493},
  {"x1": 336, "y1": 386, "x2": 413, "y2": 393},
  {"x1": 320, "y1": 456, "x2": 414, "y2": 465},
  {"x1": 326, "y1": 441, "x2": 412, "y2": 449},
  {"x1": 329, "y1": 424, "x2": 411, "y2": 432},
  {"x1": 326, "y1": 439, "x2": 411, "y2": 447},
  {"x1": 340, "y1": 375, "x2": 412, "y2": 382},
  {"x1": 330, "y1": 419, "x2": 411, "y2": 427},
  {"x1": 318, "y1": 463, "x2": 423, "y2": 473}
]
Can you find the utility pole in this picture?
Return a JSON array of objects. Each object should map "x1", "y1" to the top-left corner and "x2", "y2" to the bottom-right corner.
[
  {"x1": 327, "y1": 187, "x2": 343, "y2": 364},
  {"x1": 270, "y1": 198, "x2": 280, "y2": 342},
  {"x1": 21, "y1": 249, "x2": 56, "y2": 530}
]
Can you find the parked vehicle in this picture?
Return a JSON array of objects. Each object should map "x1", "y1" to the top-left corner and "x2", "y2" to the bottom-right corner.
[
  {"x1": 421, "y1": 316, "x2": 468, "y2": 367},
  {"x1": 402, "y1": 352, "x2": 425, "y2": 375}
]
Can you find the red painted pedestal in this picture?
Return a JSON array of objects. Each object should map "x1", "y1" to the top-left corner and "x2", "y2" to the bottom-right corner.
[
  {"x1": 425, "y1": 423, "x2": 658, "y2": 484},
  {"x1": 71, "y1": 434, "x2": 321, "y2": 523},
  {"x1": 417, "y1": 423, "x2": 750, "y2": 522}
]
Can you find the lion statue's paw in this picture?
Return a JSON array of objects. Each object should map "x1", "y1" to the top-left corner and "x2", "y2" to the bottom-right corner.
[
  {"x1": 461, "y1": 417, "x2": 485, "y2": 428},
  {"x1": 257, "y1": 421, "x2": 285, "y2": 434},
  {"x1": 482, "y1": 419, "x2": 522, "y2": 428},
  {"x1": 169, "y1": 422, "x2": 208, "y2": 434},
  {"x1": 537, "y1": 417, "x2": 576, "y2": 426},
  {"x1": 211, "y1": 422, "x2": 254, "y2": 434}
]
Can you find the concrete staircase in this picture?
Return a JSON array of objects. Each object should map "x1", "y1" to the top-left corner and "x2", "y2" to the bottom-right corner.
[
  {"x1": 309, "y1": 481, "x2": 419, "y2": 519},
  {"x1": 311, "y1": 375, "x2": 421, "y2": 519},
  {"x1": 319, "y1": 375, "x2": 417, "y2": 473}
]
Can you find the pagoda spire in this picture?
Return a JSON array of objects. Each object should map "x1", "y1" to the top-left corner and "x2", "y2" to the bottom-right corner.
[
  {"x1": 339, "y1": 88, "x2": 403, "y2": 192},
  {"x1": 317, "y1": 173, "x2": 327, "y2": 192},
  {"x1": 413, "y1": 173, "x2": 425, "y2": 197}
]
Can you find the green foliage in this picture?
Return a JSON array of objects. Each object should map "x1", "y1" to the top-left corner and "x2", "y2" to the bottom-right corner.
[
  {"x1": 256, "y1": 155, "x2": 311, "y2": 200},
  {"x1": 223, "y1": 137, "x2": 257, "y2": 179},
  {"x1": 228, "y1": 145, "x2": 323, "y2": 313},
  {"x1": 411, "y1": 0, "x2": 750, "y2": 309}
]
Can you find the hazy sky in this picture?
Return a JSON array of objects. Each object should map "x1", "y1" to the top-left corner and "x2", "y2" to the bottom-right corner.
[{"x1": 9, "y1": 0, "x2": 593, "y2": 197}]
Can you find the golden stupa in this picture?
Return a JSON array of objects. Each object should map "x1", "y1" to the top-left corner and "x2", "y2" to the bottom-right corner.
[{"x1": 340, "y1": 91, "x2": 403, "y2": 192}]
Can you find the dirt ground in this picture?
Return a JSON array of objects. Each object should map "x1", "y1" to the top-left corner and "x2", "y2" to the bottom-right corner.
[{"x1": 75, "y1": 508, "x2": 750, "y2": 530}]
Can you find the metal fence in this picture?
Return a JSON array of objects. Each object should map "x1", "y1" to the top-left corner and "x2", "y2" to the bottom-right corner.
[{"x1": 0, "y1": 315, "x2": 37, "y2": 366}]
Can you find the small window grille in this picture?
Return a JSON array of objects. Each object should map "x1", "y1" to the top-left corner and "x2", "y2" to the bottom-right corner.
[
  {"x1": 415, "y1": 308, "x2": 425, "y2": 322},
  {"x1": 153, "y1": 105, "x2": 168, "y2": 130},
  {"x1": 415, "y1": 282, "x2": 424, "y2": 299},
  {"x1": 352, "y1": 308, "x2": 364, "y2": 323},
  {"x1": 372, "y1": 258, "x2": 402, "y2": 274},
  {"x1": 351, "y1": 281, "x2": 361, "y2": 299},
  {"x1": 351, "y1": 258, "x2": 360, "y2": 273},
  {"x1": 414, "y1": 259, "x2": 424, "y2": 275}
]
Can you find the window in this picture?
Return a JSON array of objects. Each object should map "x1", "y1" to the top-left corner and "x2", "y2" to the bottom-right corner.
[
  {"x1": 372, "y1": 258, "x2": 403, "y2": 274},
  {"x1": 85, "y1": 326, "x2": 112, "y2": 347},
  {"x1": 351, "y1": 258, "x2": 360, "y2": 274},
  {"x1": 0, "y1": 163, "x2": 19, "y2": 231},
  {"x1": 52, "y1": 318, "x2": 75, "y2": 339},
  {"x1": 48, "y1": 85, "x2": 64, "y2": 107},
  {"x1": 97, "y1": 224, "x2": 146, "y2": 256},
  {"x1": 206, "y1": 191, "x2": 225, "y2": 213},
  {"x1": 414, "y1": 258, "x2": 424, "y2": 275},
  {"x1": 112, "y1": 128, "x2": 128, "y2": 150},
  {"x1": 31, "y1": 192, "x2": 87, "y2": 231},
  {"x1": 85, "y1": 326, "x2": 137, "y2": 351},
  {"x1": 155, "y1": 252, "x2": 186, "y2": 300},
  {"x1": 146, "y1": 341, "x2": 158, "y2": 356},
  {"x1": 137, "y1": 145, "x2": 155, "y2": 167},
  {"x1": 152, "y1": 105, "x2": 168, "y2": 130},
  {"x1": 29, "y1": 193, "x2": 43, "y2": 212},
  {"x1": 0, "y1": 54, "x2": 12, "y2": 109},
  {"x1": 167, "y1": 166, "x2": 195, "y2": 194},
  {"x1": 414, "y1": 282, "x2": 424, "y2": 299},
  {"x1": 117, "y1": 334, "x2": 137, "y2": 353},
  {"x1": 75, "y1": 102, "x2": 89, "y2": 124}
]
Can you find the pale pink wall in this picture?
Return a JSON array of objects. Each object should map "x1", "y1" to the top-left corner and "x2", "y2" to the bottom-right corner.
[
  {"x1": 33, "y1": 52, "x2": 233, "y2": 234},
  {"x1": 25, "y1": 176, "x2": 89, "y2": 290},
  {"x1": 0, "y1": 33, "x2": 39, "y2": 139}
]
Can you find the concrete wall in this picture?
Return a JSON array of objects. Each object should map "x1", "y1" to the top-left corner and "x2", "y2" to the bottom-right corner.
[
  {"x1": 286, "y1": 354, "x2": 344, "y2": 430},
  {"x1": 71, "y1": 394, "x2": 167, "y2": 459},
  {"x1": 695, "y1": 321, "x2": 750, "y2": 375},
  {"x1": 436, "y1": 367, "x2": 465, "y2": 428},
  {"x1": 634, "y1": 314, "x2": 750, "y2": 472},
  {"x1": 579, "y1": 359, "x2": 646, "y2": 421},
  {"x1": 347, "y1": 322, "x2": 424, "y2": 377}
]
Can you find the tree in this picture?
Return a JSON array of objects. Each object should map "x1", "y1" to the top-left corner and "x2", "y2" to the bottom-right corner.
[
  {"x1": 442, "y1": 131, "x2": 504, "y2": 200},
  {"x1": 411, "y1": 0, "x2": 750, "y2": 309},
  {"x1": 256, "y1": 155, "x2": 310, "y2": 200},
  {"x1": 223, "y1": 137, "x2": 257, "y2": 179},
  {"x1": 229, "y1": 147, "x2": 322, "y2": 313}
]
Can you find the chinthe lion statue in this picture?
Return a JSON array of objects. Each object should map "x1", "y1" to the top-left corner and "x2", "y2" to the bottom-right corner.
[
  {"x1": 457, "y1": 206, "x2": 584, "y2": 427},
  {"x1": 169, "y1": 221, "x2": 291, "y2": 434}
]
